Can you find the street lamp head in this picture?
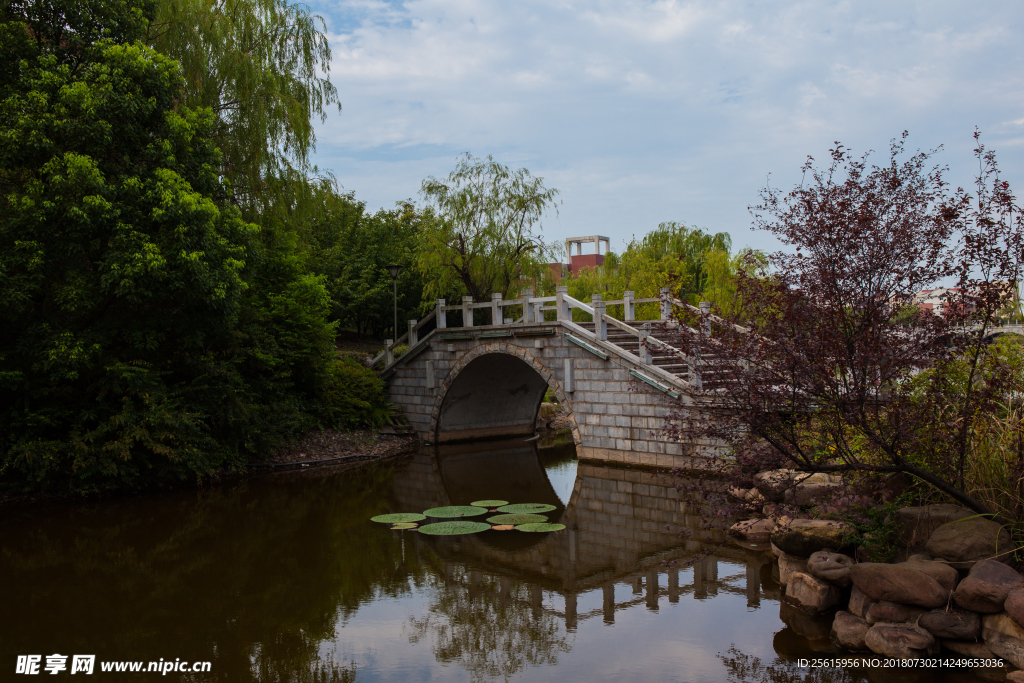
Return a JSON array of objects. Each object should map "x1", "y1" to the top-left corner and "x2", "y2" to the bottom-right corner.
[{"x1": 385, "y1": 264, "x2": 404, "y2": 280}]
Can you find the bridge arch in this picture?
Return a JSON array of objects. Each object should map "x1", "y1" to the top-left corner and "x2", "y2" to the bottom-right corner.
[{"x1": 429, "y1": 342, "x2": 581, "y2": 444}]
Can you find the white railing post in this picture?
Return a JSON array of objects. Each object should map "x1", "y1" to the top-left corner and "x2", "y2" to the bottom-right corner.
[
  {"x1": 462, "y1": 296, "x2": 474, "y2": 327},
  {"x1": 694, "y1": 300, "x2": 710, "y2": 390},
  {"x1": 660, "y1": 287, "x2": 671, "y2": 321},
  {"x1": 699, "y1": 301, "x2": 711, "y2": 336},
  {"x1": 639, "y1": 323, "x2": 651, "y2": 364},
  {"x1": 385, "y1": 339, "x2": 394, "y2": 367},
  {"x1": 522, "y1": 288, "x2": 534, "y2": 323},
  {"x1": 592, "y1": 294, "x2": 607, "y2": 341},
  {"x1": 491, "y1": 293, "x2": 503, "y2": 326},
  {"x1": 556, "y1": 286, "x2": 569, "y2": 321},
  {"x1": 624, "y1": 290, "x2": 635, "y2": 321},
  {"x1": 408, "y1": 319, "x2": 418, "y2": 346},
  {"x1": 436, "y1": 299, "x2": 447, "y2": 328}
]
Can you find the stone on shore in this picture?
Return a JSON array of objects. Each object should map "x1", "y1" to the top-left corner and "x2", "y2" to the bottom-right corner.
[
  {"x1": 865, "y1": 601, "x2": 927, "y2": 625},
  {"x1": 897, "y1": 504, "x2": 973, "y2": 549},
  {"x1": 918, "y1": 610, "x2": 981, "y2": 640},
  {"x1": 1008, "y1": 672, "x2": 1024, "y2": 683},
  {"x1": 778, "y1": 553, "x2": 808, "y2": 587},
  {"x1": 786, "y1": 572, "x2": 841, "y2": 613},
  {"x1": 848, "y1": 585, "x2": 875, "y2": 619},
  {"x1": 1006, "y1": 589, "x2": 1024, "y2": 628},
  {"x1": 771, "y1": 519, "x2": 852, "y2": 558},
  {"x1": 785, "y1": 481, "x2": 842, "y2": 507},
  {"x1": 926, "y1": 517, "x2": 1013, "y2": 568},
  {"x1": 849, "y1": 562, "x2": 952, "y2": 609},
  {"x1": 729, "y1": 518, "x2": 775, "y2": 543},
  {"x1": 953, "y1": 560, "x2": 1024, "y2": 614},
  {"x1": 864, "y1": 622, "x2": 938, "y2": 658},
  {"x1": 896, "y1": 559, "x2": 959, "y2": 592},
  {"x1": 982, "y1": 613, "x2": 1024, "y2": 669},
  {"x1": 807, "y1": 550, "x2": 854, "y2": 587},
  {"x1": 832, "y1": 611, "x2": 870, "y2": 650},
  {"x1": 754, "y1": 470, "x2": 839, "y2": 503}
]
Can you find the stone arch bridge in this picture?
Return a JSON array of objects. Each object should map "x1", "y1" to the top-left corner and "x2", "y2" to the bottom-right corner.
[{"x1": 374, "y1": 287, "x2": 718, "y2": 468}]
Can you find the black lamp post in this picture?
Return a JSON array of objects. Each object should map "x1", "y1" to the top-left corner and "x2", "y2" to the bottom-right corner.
[{"x1": 385, "y1": 265, "x2": 403, "y2": 341}]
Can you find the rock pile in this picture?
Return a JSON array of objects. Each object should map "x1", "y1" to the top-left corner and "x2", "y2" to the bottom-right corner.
[{"x1": 728, "y1": 486, "x2": 1023, "y2": 669}]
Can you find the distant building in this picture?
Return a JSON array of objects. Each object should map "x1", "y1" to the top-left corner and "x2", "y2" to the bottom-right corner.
[
  {"x1": 548, "y1": 235, "x2": 611, "y2": 282},
  {"x1": 913, "y1": 281, "x2": 1020, "y2": 317}
]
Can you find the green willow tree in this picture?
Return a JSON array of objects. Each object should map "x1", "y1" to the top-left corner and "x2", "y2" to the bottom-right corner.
[
  {"x1": 147, "y1": 0, "x2": 339, "y2": 210},
  {"x1": 418, "y1": 154, "x2": 560, "y2": 302}
]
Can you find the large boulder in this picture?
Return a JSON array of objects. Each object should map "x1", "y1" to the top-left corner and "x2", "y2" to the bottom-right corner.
[
  {"x1": 896, "y1": 559, "x2": 959, "y2": 591},
  {"x1": 832, "y1": 611, "x2": 870, "y2": 650},
  {"x1": 849, "y1": 562, "x2": 952, "y2": 609},
  {"x1": 1006, "y1": 588, "x2": 1024, "y2": 628},
  {"x1": 778, "y1": 553, "x2": 808, "y2": 587},
  {"x1": 786, "y1": 572, "x2": 841, "y2": 614},
  {"x1": 771, "y1": 519, "x2": 853, "y2": 558},
  {"x1": 865, "y1": 601, "x2": 927, "y2": 625},
  {"x1": 754, "y1": 470, "x2": 839, "y2": 503},
  {"x1": 807, "y1": 550, "x2": 854, "y2": 587},
  {"x1": 982, "y1": 613, "x2": 1024, "y2": 669},
  {"x1": 897, "y1": 504, "x2": 973, "y2": 549},
  {"x1": 954, "y1": 560, "x2": 1024, "y2": 613},
  {"x1": 848, "y1": 585, "x2": 875, "y2": 619},
  {"x1": 785, "y1": 481, "x2": 843, "y2": 507},
  {"x1": 918, "y1": 609, "x2": 981, "y2": 640},
  {"x1": 864, "y1": 622, "x2": 938, "y2": 658},
  {"x1": 926, "y1": 517, "x2": 1013, "y2": 569},
  {"x1": 729, "y1": 518, "x2": 775, "y2": 543}
]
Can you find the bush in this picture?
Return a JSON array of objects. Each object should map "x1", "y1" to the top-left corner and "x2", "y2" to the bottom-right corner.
[{"x1": 321, "y1": 357, "x2": 391, "y2": 430}]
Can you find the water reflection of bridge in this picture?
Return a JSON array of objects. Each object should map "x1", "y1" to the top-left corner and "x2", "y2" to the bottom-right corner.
[{"x1": 390, "y1": 441, "x2": 776, "y2": 630}]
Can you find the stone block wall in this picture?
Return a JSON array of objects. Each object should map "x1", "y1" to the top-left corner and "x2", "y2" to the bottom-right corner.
[{"x1": 385, "y1": 324, "x2": 701, "y2": 468}]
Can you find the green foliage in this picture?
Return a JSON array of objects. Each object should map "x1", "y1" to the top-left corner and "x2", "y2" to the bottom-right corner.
[
  {"x1": 0, "y1": 1, "x2": 386, "y2": 491},
  {"x1": 148, "y1": 0, "x2": 339, "y2": 208},
  {"x1": 418, "y1": 154, "x2": 559, "y2": 302},
  {"x1": 306, "y1": 197, "x2": 427, "y2": 339},
  {"x1": 556, "y1": 222, "x2": 739, "y2": 320},
  {"x1": 839, "y1": 496, "x2": 908, "y2": 563}
]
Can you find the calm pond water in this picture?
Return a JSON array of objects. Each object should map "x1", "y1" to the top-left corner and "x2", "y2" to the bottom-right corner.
[{"x1": 0, "y1": 437, "x2": 999, "y2": 682}]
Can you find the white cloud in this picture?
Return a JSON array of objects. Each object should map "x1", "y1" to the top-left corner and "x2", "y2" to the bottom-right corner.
[{"x1": 307, "y1": 0, "x2": 1024, "y2": 253}]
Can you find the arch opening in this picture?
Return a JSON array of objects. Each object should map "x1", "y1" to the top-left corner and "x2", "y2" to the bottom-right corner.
[{"x1": 435, "y1": 353, "x2": 550, "y2": 443}]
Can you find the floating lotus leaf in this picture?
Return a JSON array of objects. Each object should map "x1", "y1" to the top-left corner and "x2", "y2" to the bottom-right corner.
[
  {"x1": 418, "y1": 521, "x2": 491, "y2": 535},
  {"x1": 516, "y1": 523, "x2": 566, "y2": 533},
  {"x1": 496, "y1": 503, "x2": 557, "y2": 514},
  {"x1": 487, "y1": 513, "x2": 548, "y2": 525},
  {"x1": 390, "y1": 522, "x2": 418, "y2": 530},
  {"x1": 370, "y1": 512, "x2": 426, "y2": 524},
  {"x1": 471, "y1": 499, "x2": 509, "y2": 508},
  {"x1": 423, "y1": 506, "x2": 488, "y2": 518},
  {"x1": 491, "y1": 525, "x2": 515, "y2": 531}
]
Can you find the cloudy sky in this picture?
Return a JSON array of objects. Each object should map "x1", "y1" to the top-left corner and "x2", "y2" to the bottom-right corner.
[{"x1": 304, "y1": 0, "x2": 1024, "y2": 256}]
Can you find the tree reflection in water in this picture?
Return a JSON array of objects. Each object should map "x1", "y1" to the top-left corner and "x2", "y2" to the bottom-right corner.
[
  {"x1": 407, "y1": 565, "x2": 571, "y2": 682},
  {"x1": 719, "y1": 647, "x2": 856, "y2": 683}
]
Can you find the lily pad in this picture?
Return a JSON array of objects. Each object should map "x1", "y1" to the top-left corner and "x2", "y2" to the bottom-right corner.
[
  {"x1": 418, "y1": 521, "x2": 491, "y2": 535},
  {"x1": 371, "y1": 512, "x2": 427, "y2": 524},
  {"x1": 491, "y1": 524, "x2": 515, "y2": 531},
  {"x1": 471, "y1": 499, "x2": 509, "y2": 507},
  {"x1": 390, "y1": 522, "x2": 418, "y2": 530},
  {"x1": 516, "y1": 523, "x2": 566, "y2": 533},
  {"x1": 423, "y1": 506, "x2": 488, "y2": 518},
  {"x1": 487, "y1": 513, "x2": 548, "y2": 525},
  {"x1": 496, "y1": 503, "x2": 557, "y2": 515}
]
